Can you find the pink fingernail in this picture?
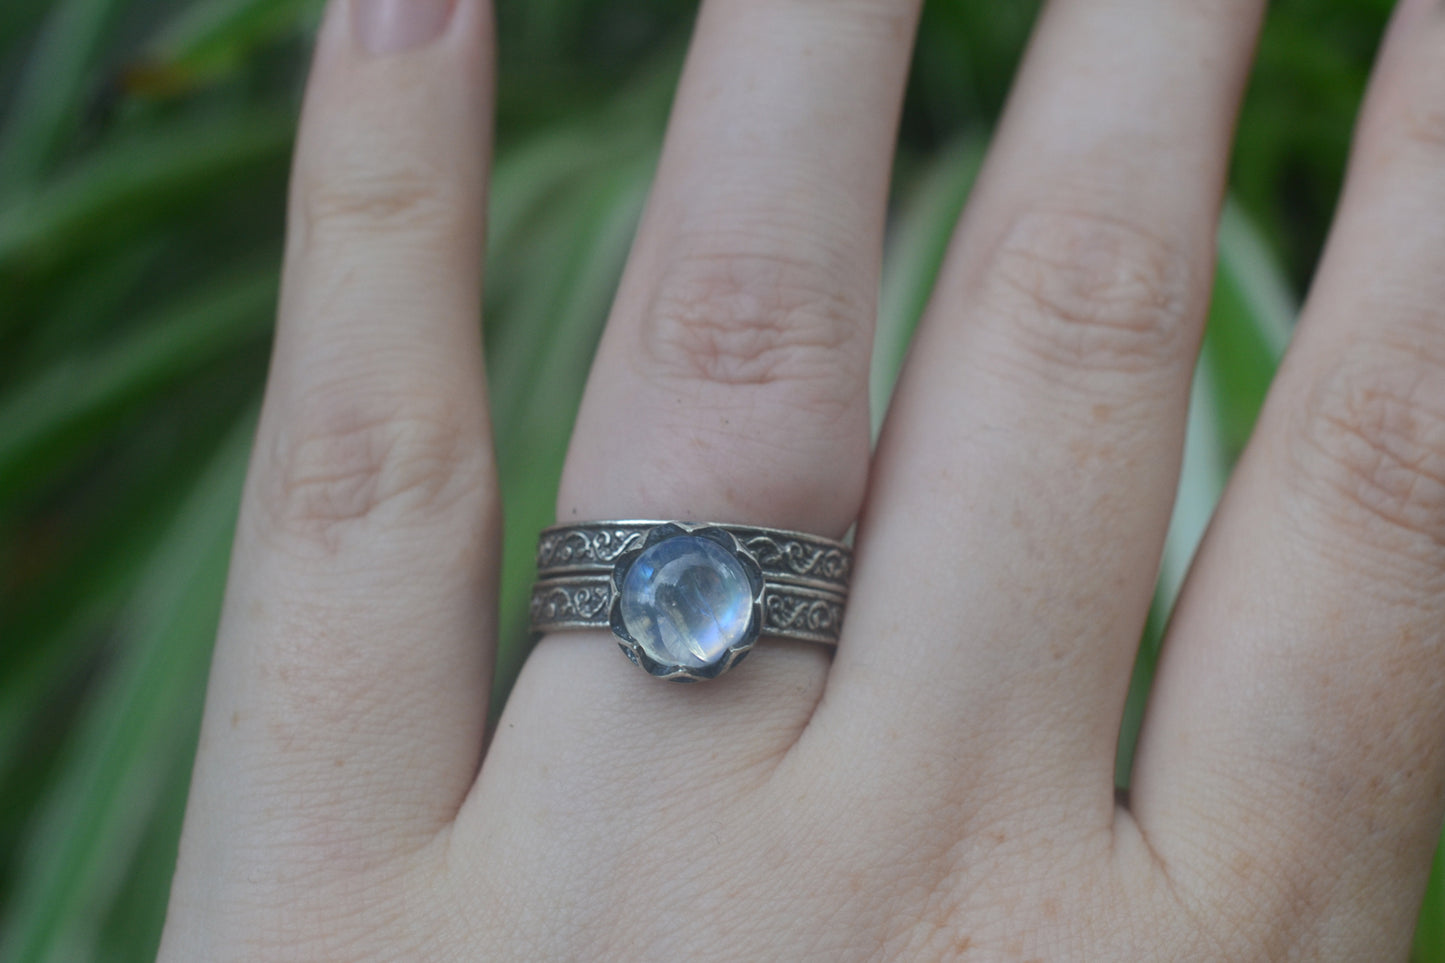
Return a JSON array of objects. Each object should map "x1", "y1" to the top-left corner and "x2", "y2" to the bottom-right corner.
[{"x1": 352, "y1": 0, "x2": 456, "y2": 55}]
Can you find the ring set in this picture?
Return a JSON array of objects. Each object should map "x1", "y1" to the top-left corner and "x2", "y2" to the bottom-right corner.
[{"x1": 529, "y1": 521, "x2": 852, "y2": 682}]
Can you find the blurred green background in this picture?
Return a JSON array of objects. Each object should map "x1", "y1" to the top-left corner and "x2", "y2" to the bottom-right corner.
[{"x1": 1, "y1": 0, "x2": 1441, "y2": 958}]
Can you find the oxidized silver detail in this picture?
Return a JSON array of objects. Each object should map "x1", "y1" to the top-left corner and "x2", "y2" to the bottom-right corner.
[
  {"x1": 530, "y1": 520, "x2": 851, "y2": 681},
  {"x1": 536, "y1": 521, "x2": 850, "y2": 593},
  {"x1": 762, "y1": 585, "x2": 846, "y2": 643},
  {"x1": 536, "y1": 525, "x2": 643, "y2": 570},
  {"x1": 528, "y1": 582, "x2": 612, "y2": 629},
  {"x1": 530, "y1": 577, "x2": 846, "y2": 647}
]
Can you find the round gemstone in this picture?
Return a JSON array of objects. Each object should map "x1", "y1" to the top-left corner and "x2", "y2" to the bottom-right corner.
[{"x1": 618, "y1": 535, "x2": 754, "y2": 669}]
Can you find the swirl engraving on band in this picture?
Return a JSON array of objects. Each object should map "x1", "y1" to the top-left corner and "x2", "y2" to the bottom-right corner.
[
  {"x1": 763, "y1": 589, "x2": 845, "y2": 637},
  {"x1": 529, "y1": 574, "x2": 845, "y2": 646},
  {"x1": 537, "y1": 523, "x2": 851, "y2": 592},
  {"x1": 530, "y1": 583, "x2": 611, "y2": 623},
  {"x1": 536, "y1": 528, "x2": 643, "y2": 569},
  {"x1": 743, "y1": 534, "x2": 851, "y2": 584}
]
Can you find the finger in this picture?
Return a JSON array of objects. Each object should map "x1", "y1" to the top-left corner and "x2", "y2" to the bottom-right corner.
[
  {"x1": 817, "y1": 0, "x2": 1264, "y2": 822},
  {"x1": 1131, "y1": 1, "x2": 1445, "y2": 952},
  {"x1": 472, "y1": 0, "x2": 920, "y2": 821},
  {"x1": 176, "y1": 0, "x2": 496, "y2": 886}
]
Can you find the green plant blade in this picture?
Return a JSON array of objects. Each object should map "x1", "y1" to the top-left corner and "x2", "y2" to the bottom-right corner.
[
  {"x1": 871, "y1": 137, "x2": 985, "y2": 433},
  {"x1": 0, "y1": 1, "x2": 49, "y2": 62},
  {"x1": 489, "y1": 155, "x2": 652, "y2": 706},
  {"x1": 0, "y1": 266, "x2": 276, "y2": 507},
  {"x1": 0, "y1": 110, "x2": 292, "y2": 285},
  {"x1": 0, "y1": 410, "x2": 252, "y2": 963},
  {"x1": 134, "y1": 0, "x2": 322, "y2": 94},
  {"x1": 1418, "y1": 837, "x2": 1445, "y2": 962},
  {"x1": 0, "y1": 0, "x2": 130, "y2": 194}
]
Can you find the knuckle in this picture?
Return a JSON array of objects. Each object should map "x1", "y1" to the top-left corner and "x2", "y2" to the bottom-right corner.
[
  {"x1": 294, "y1": 160, "x2": 464, "y2": 251},
  {"x1": 640, "y1": 248, "x2": 870, "y2": 399},
  {"x1": 980, "y1": 207, "x2": 1197, "y2": 378},
  {"x1": 1289, "y1": 348, "x2": 1445, "y2": 565},
  {"x1": 255, "y1": 385, "x2": 489, "y2": 553}
]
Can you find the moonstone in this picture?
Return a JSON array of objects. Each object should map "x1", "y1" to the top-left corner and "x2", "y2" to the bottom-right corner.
[{"x1": 619, "y1": 535, "x2": 753, "y2": 669}]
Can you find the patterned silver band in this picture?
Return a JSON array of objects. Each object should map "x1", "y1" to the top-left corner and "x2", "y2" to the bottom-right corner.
[
  {"x1": 536, "y1": 520, "x2": 850, "y2": 593},
  {"x1": 530, "y1": 574, "x2": 846, "y2": 646}
]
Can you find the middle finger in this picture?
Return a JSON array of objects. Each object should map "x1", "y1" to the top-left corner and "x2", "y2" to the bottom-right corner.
[
  {"x1": 821, "y1": 0, "x2": 1266, "y2": 829},
  {"x1": 471, "y1": 0, "x2": 921, "y2": 827}
]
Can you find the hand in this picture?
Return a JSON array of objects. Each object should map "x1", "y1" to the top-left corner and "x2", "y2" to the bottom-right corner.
[{"x1": 158, "y1": 0, "x2": 1445, "y2": 958}]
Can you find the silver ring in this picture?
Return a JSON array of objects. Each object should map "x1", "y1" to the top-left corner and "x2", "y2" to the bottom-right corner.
[{"x1": 530, "y1": 521, "x2": 851, "y2": 682}]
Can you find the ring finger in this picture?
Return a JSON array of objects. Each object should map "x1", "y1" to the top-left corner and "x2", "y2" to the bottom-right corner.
[{"x1": 468, "y1": 0, "x2": 922, "y2": 815}]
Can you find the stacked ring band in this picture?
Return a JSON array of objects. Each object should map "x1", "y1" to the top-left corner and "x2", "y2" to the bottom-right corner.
[{"x1": 529, "y1": 521, "x2": 852, "y2": 682}]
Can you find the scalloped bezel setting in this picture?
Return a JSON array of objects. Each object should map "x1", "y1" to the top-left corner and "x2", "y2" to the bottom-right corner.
[
  {"x1": 607, "y1": 524, "x2": 766, "y2": 682},
  {"x1": 530, "y1": 519, "x2": 851, "y2": 683}
]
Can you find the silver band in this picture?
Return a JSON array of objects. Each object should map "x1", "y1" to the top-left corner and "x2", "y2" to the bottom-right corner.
[
  {"x1": 530, "y1": 520, "x2": 850, "y2": 680},
  {"x1": 536, "y1": 521, "x2": 850, "y2": 593},
  {"x1": 530, "y1": 573, "x2": 846, "y2": 646}
]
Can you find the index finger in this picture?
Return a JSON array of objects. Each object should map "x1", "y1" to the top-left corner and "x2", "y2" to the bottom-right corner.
[{"x1": 168, "y1": 0, "x2": 498, "y2": 932}]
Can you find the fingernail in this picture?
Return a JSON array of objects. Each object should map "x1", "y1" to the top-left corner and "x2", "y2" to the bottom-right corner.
[{"x1": 352, "y1": 0, "x2": 456, "y2": 55}]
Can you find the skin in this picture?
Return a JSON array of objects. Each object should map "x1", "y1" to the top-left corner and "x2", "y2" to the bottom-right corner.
[{"x1": 158, "y1": 0, "x2": 1445, "y2": 958}]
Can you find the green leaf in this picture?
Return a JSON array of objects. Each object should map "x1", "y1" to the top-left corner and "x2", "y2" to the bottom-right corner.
[
  {"x1": 489, "y1": 120, "x2": 651, "y2": 269},
  {"x1": 0, "y1": 111, "x2": 292, "y2": 285},
  {"x1": 1418, "y1": 838, "x2": 1445, "y2": 962},
  {"x1": 871, "y1": 137, "x2": 985, "y2": 433},
  {"x1": 94, "y1": 740, "x2": 195, "y2": 963},
  {"x1": 0, "y1": 410, "x2": 252, "y2": 963},
  {"x1": 8, "y1": 238, "x2": 163, "y2": 369},
  {"x1": 489, "y1": 155, "x2": 651, "y2": 706},
  {"x1": 0, "y1": 266, "x2": 275, "y2": 507},
  {"x1": 0, "y1": 0, "x2": 131, "y2": 194},
  {"x1": 1204, "y1": 199, "x2": 1295, "y2": 457},
  {"x1": 0, "y1": 2, "x2": 49, "y2": 63},
  {"x1": 132, "y1": 0, "x2": 322, "y2": 94},
  {"x1": 1155, "y1": 199, "x2": 1294, "y2": 609},
  {"x1": 0, "y1": 375, "x2": 256, "y2": 769}
]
